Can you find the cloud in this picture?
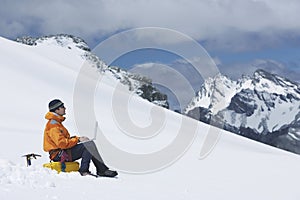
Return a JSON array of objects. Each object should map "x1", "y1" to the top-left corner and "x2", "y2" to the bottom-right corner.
[
  {"x1": 220, "y1": 59, "x2": 300, "y2": 82},
  {"x1": 1, "y1": 0, "x2": 300, "y2": 51},
  {"x1": 130, "y1": 62, "x2": 198, "y2": 111},
  {"x1": 129, "y1": 55, "x2": 220, "y2": 110}
]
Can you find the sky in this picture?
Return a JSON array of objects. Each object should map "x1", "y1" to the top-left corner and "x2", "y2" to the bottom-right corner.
[{"x1": 1, "y1": 0, "x2": 300, "y2": 84}]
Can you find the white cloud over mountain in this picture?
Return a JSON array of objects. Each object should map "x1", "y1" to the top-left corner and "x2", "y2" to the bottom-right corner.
[
  {"x1": 1, "y1": 0, "x2": 300, "y2": 51},
  {"x1": 220, "y1": 59, "x2": 300, "y2": 82}
]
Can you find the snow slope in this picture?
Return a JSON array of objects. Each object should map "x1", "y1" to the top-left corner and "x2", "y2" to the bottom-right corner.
[{"x1": 1, "y1": 36, "x2": 300, "y2": 199}]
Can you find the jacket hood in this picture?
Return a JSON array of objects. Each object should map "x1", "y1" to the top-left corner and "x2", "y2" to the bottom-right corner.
[{"x1": 45, "y1": 112, "x2": 65, "y2": 123}]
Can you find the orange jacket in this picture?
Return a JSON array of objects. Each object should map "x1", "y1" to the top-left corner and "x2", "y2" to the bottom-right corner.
[{"x1": 43, "y1": 112, "x2": 79, "y2": 153}]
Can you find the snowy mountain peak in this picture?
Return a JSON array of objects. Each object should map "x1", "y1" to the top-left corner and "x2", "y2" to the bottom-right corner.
[
  {"x1": 252, "y1": 69, "x2": 300, "y2": 98},
  {"x1": 185, "y1": 69, "x2": 300, "y2": 154},
  {"x1": 185, "y1": 73, "x2": 240, "y2": 115},
  {"x1": 16, "y1": 34, "x2": 91, "y2": 52}
]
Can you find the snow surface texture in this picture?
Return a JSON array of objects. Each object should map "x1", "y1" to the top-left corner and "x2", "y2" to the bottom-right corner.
[
  {"x1": 1, "y1": 36, "x2": 300, "y2": 199},
  {"x1": 185, "y1": 71, "x2": 300, "y2": 154}
]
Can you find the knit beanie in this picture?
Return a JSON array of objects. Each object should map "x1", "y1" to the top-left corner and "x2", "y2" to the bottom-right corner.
[{"x1": 49, "y1": 99, "x2": 64, "y2": 112}]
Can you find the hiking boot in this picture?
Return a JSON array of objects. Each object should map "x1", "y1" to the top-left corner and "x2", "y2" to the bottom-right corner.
[
  {"x1": 79, "y1": 171, "x2": 92, "y2": 176},
  {"x1": 97, "y1": 169, "x2": 118, "y2": 177}
]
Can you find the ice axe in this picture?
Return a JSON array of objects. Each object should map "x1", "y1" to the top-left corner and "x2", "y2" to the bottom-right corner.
[{"x1": 22, "y1": 153, "x2": 41, "y2": 166}]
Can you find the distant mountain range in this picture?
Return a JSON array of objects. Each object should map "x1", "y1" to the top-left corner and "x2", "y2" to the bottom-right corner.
[{"x1": 185, "y1": 69, "x2": 300, "y2": 154}]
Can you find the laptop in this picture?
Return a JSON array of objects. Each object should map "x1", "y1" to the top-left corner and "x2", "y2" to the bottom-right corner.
[{"x1": 78, "y1": 121, "x2": 98, "y2": 144}]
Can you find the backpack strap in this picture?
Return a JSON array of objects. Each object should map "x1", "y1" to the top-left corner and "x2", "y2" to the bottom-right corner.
[
  {"x1": 49, "y1": 149, "x2": 60, "y2": 160},
  {"x1": 49, "y1": 149, "x2": 72, "y2": 172},
  {"x1": 58, "y1": 149, "x2": 72, "y2": 172}
]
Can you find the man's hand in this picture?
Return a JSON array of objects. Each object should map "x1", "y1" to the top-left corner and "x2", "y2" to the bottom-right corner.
[{"x1": 79, "y1": 136, "x2": 90, "y2": 142}]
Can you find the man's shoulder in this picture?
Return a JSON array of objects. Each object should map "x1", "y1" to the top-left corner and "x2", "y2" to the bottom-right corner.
[
  {"x1": 50, "y1": 119, "x2": 59, "y2": 125},
  {"x1": 47, "y1": 119, "x2": 62, "y2": 129}
]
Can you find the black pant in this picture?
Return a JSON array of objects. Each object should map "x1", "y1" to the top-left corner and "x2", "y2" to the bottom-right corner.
[{"x1": 54, "y1": 141, "x2": 108, "y2": 173}]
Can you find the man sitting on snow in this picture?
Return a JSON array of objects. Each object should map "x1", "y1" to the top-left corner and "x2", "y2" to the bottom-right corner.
[{"x1": 43, "y1": 99, "x2": 118, "y2": 177}]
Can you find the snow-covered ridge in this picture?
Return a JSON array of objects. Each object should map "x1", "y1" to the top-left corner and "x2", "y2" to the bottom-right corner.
[
  {"x1": 185, "y1": 69, "x2": 300, "y2": 154},
  {"x1": 16, "y1": 34, "x2": 108, "y2": 72},
  {"x1": 15, "y1": 34, "x2": 169, "y2": 108},
  {"x1": 16, "y1": 34, "x2": 91, "y2": 52},
  {"x1": 253, "y1": 69, "x2": 300, "y2": 98}
]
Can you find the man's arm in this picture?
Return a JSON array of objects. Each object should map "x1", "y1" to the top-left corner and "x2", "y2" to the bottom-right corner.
[{"x1": 49, "y1": 127, "x2": 79, "y2": 149}]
